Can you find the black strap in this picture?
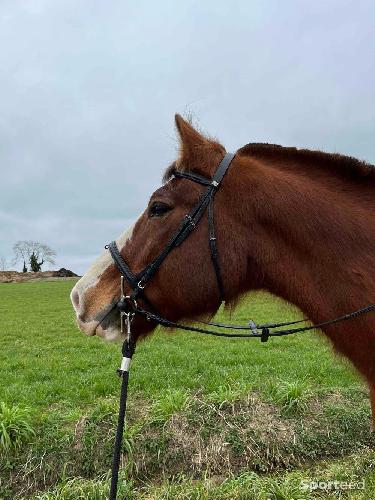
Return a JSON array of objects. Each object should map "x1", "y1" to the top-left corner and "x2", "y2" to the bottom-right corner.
[
  {"x1": 173, "y1": 171, "x2": 212, "y2": 186},
  {"x1": 173, "y1": 153, "x2": 235, "y2": 188},
  {"x1": 208, "y1": 195, "x2": 224, "y2": 298},
  {"x1": 109, "y1": 339, "x2": 136, "y2": 500},
  {"x1": 174, "y1": 152, "x2": 235, "y2": 296},
  {"x1": 107, "y1": 242, "x2": 160, "y2": 313},
  {"x1": 212, "y1": 152, "x2": 235, "y2": 185},
  {"x1": 107, "y1": 242, "x2": 138, "y2": 290},
  {"x1": 196, "y1": 317, "x2": 308, "y2": 330},
  {"x1": 174, "y1": 189, "x2": 214, "y2": 246},
  {"x1": 135, "y1": 303, "x2": 375, "y2": 340}
]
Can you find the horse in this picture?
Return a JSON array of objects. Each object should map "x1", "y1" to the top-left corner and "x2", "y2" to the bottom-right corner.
[{"x1": 71, "y1": 114, "x2": 375, "y2": 420}]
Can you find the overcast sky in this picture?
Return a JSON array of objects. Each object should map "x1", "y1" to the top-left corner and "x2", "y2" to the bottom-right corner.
[{"x1": 1, "y1": 0, "x2": 374, "y2": 274}]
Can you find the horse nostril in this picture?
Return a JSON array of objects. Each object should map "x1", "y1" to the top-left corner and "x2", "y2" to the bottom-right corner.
[{"x1": 71, "y1": 289, "x2": 80, "y2": 311}]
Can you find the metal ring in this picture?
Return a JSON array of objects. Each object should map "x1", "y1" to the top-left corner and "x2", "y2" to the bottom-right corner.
[
  {"x1": 137, "y1": 278, "x2": 146, "y2": 290},
  {"x1": 117, "y1": 295, "x2": 138, "y2": 314},
  {"x1": 125, "y1": 295, "x2": 137, "y2": 311}
]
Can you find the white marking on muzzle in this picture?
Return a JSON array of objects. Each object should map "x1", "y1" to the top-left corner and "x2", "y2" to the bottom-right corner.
[{"x1": 71, "y1": 222, "x2": 136, "y2": 318}]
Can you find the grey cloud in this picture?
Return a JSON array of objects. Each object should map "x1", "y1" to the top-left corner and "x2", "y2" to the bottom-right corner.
[{"x1": 1, "y1": 0, "x2": 374, "y2": 273}]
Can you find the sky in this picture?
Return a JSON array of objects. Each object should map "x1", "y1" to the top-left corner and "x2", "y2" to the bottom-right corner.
[{"x1": 1, "y1": 0, "x2": 374, "y2": 274}]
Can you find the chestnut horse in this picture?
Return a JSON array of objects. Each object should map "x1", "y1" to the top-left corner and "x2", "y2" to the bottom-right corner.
[{"x1": 71, "y1": 115, "x2": 375, "y2": 419}]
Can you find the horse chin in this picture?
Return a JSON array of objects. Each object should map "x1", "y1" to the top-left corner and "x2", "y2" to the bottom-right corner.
[
  {"x1": 94, "y1": 311, "x2": 158, "y2": 342},
  {"x1": 96, "y1": 323, "x2": 124, "y2": 342}
]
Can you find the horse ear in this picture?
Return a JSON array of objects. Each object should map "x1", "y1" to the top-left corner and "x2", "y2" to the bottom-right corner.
[
  {"x1": 174, "y1": 114, "x2": 225, "y2": 171},
  {"x1": 175, "y1": 114, "x2": 208, "y2": 157}
]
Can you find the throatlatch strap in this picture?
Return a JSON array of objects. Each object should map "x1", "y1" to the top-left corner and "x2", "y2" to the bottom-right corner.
[{"x1": 208, "y1": 195, "x2": 224, "y2": 298}]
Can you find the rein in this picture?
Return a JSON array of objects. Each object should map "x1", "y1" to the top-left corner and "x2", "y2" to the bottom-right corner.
[
  {"x1": 134, "y1": 303, "x2": 375, "y2": 341},
  {"x1": 107, "y1": 152, "x2": 375, "y2": 499}
]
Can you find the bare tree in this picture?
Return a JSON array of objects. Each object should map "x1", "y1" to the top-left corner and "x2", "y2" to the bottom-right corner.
[
  {"x1": 0, "y1": 256, "x2": 8, "y2": 271},
  {"x1": 12, "y1": 241, "x2": 56, "y2": 271}
]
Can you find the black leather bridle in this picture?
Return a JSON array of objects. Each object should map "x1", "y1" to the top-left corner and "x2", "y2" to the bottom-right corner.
[{"x1": 106, "y1": 152, "x2": 236, "y2": 317}]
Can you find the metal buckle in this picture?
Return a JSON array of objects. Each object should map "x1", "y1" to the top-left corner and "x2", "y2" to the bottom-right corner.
[{"x1": 185, "y1": 214, "x2": 196, "y2": 228}]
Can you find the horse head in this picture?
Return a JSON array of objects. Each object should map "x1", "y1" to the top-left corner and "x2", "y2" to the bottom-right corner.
[{"x1": 71, "y1": 115, "x2": 249, "y2": 341}]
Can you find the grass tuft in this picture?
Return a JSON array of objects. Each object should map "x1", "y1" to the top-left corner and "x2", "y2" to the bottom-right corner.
[
  {"x1": 151, "y1": 388, "x2": 190, "y2": 424},
  {"x1": 267, "y1": 379, "x2": 311, "y2": 415},
  {"x1": 0, "y1": 402, "x2": 35, "y2": 454},
  {"x1": 34, "y1": 474, "x2": 134, "y2": 500},
  {"x1": 208, "y1": 382, "x2": 252, "y2": 404}
]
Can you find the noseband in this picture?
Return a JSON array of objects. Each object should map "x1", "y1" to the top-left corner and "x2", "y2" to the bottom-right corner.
[{"x1": 107, "y1": 152, "x2": 236, "y2": 313}]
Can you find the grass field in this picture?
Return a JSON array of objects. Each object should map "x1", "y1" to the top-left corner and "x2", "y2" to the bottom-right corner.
[{"x1": 0, "y1": 280, "x2": 374, "y2": 499}]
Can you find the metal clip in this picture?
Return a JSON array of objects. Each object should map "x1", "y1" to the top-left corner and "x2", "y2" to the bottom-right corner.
[
  {"x1": 121, "y1": 311, "x2": 134, "y2": 341},
  {"x1": 118, "y1": 311, "x2": 135, "y2": 376},
  {"x1": 248, "y1": 320, "x2": 258, "y2": 335},
  {"x1": 126, "y1": 313, "x2": 133, "y2": 338},
  {"x1": 120, "y1": 311, "x2": 125, "y2": 334}
]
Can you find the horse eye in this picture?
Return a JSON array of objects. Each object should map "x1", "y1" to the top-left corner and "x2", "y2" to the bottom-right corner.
[{"x1": 149, "y1": 202, "x2": 172, "y2": 218}]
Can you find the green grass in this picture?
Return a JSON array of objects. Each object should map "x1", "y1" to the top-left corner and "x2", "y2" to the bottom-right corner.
[{"x1": 0, "y1": 280, "x2": 373, "y2": 498}]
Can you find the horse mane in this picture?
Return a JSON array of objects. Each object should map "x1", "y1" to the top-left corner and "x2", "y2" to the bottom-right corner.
[
  {"x1": 238, "y1": 143, "x2": 375, "y2": 183},
  {"x1": 163, "y1": 142, "x2": 374, "y2": 185}
]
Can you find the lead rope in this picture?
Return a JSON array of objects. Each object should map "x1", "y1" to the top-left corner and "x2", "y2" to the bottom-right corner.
[
  {"x1": 109, "y1": 339, "x2": 135, "y2": 500},
  {"x1": 109, "y1": 280, "x2": 136, "y2": 500}
]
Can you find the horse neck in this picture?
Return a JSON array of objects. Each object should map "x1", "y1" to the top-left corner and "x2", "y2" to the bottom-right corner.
[{"x1": 236, "y1": 156, "x2": 374, "y2": 326}]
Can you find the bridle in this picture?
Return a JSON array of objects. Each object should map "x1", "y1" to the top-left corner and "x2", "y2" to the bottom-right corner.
[
  {"x1": 106, "y1": 149, "x2": 374, "y2": 340},
  {"x1": 106, "y1": 152, "x2": 235, "y2": 320},
  {"x1": 106, "y1": 152, "x2": 375, "y2": 500}
]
